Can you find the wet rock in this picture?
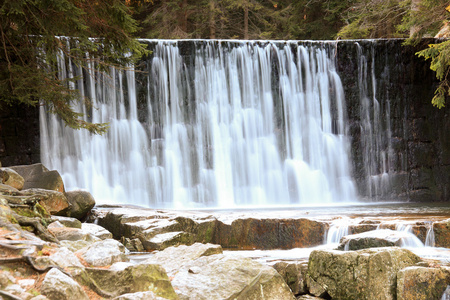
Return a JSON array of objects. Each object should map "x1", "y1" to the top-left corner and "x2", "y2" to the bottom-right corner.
[
  {"x1": 273, "y1": 260, "x2": 308, "y2": 295},
  {"x1": 23, "y1": 188, "x2": 69, "y2": 216},
  {"x1": 307, "y1": 247, "x2": 421, "y2": 300},
  {"x1": 0, "y1": 167, "x2": 24, "y2": 190},
  {"x1": 64, "y1": 190, "x2": 95, "y2": 220},
  {"x1": 397, "y1": 266, "x2": 450, "y2": 300},
  {"x1": 171, "y1": 254, "x2": 295, "y2": 300},
  {"x1": 40, "y1": 268, "x2": 89, "y2": 300},
  {"x1": 50, "y1": 216, "x2": 82, "y2": 228},
  {"x1": 143, "y1": 243, "x2": 223, "y2": 275},
  {"x1": 75, "y1": 239, "x2": 129, "y2": 267},
  {"x1": 10, "y1": 164, "x2": 65, "y2": 193},
  {"x1": 81, "y1": 223, "x2": 112, "y2": 240},
  {"x1": 80, "y1": 264, "x2": 178, "y2": 299},
  {"x1": 337, "y1": 229, "x2": 412, "y2": 250}
]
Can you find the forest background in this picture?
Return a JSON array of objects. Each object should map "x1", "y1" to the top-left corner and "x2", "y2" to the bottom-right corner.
[{"x1": 0, "y1": 0, "x2": 448, "y2": 132}]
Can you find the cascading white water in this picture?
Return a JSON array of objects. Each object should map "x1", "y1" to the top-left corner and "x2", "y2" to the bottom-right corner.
[
  {"x1": 395, "y1": 223, "x2": 425, "y2": 248},
  {"x1": 425, "y1": 222, "x2": 435, "y2": 247},
  {"x1": 325, "y1": 217, "x2": 350, "y2": 245},
  {"x1": 40, "y1": 40, "x2": 357, "y2": 208}
]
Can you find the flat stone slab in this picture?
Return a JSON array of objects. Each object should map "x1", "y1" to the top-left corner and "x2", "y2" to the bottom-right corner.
[{"x1": 92, "y1": 206, "x2": 326, "y2": 251}]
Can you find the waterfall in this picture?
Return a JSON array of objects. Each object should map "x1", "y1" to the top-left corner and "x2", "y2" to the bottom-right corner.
[
  {"x1": 425, "y1": 222, "x2": 435, "y2": 247},
  {"x1": 325, "y1": 218, "x2": 350, "y2": 245},
  {"x1": 40, "y1": 40, "x2": 357, "y2": 208},
  {"x1": 355, "y1": 42, "x2": 392, "y2": 200},
  {"x1": 395, "y1": 223, "x2": 424, "y2": 248}
]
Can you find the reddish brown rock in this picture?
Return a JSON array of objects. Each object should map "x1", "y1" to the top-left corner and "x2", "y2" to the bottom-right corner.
[
  {"x1": 95, "y1": 207, "x2": 327, "y2": 251},
  {"x1": 218, "y1": 218, "x2": 325, "y2": 250},
  {"x1": 24, "y1": 188, "x2": 70, "y2": 216},
  {"x1": 397, "y1": 266, "x2": 450, "y2": 300},
  {"x1": 433, "y1": 220, "x2": 450, "y2": 248}
]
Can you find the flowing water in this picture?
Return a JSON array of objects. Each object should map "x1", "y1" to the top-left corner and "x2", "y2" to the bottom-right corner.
[
  {"x1": 40, "y1": 40, "x2": 357, "y2": 208},
  {"x1": 355, "y1": 42, "x2": 393, "y2": 200}
]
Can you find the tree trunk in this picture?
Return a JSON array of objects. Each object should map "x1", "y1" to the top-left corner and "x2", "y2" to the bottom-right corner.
[
  {"x1": 209, "y1": 0, "x2": 216, "y2": 39},
  {"x1": 244, "y1": 2, "x2": 249, "y2": 39},
  {"x1": 410, "y1": 0, "x2": 421, "y2": 37},
  {"x1": 179, "y1": 0, "x2": 188, "y2": 33}
]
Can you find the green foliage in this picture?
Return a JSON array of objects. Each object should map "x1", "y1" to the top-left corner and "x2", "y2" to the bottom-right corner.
[
  {"x1": 338, "y1": 0, "x2": 410, "y2": 39},
  {"x1": 0, "y1": 0, "x2": 147, "y2": 134},
  {"x1": 135, "y1": 0, "x2": 343, "y2": 40},
  {"x1": 338, "y1": 0, "x2": 450, "y2": 108},
  {"x1": 417, "y1": 41, "x2": 450, "y2": 108}
]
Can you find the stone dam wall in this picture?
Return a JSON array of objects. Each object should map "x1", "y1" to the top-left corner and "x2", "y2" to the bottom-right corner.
[
  {"x1": 336, "y1": 39, "x2": 450, "y2": 202},
  {"x1": 1, "y1": 38, "x2": 449, "y2": 202}
]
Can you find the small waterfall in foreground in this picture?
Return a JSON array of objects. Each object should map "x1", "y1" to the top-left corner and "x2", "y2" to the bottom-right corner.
[
  {"x1": 395, "y1": 223, "x2": 425, "y2": 248},
  {"x1": 325, "y1": 218, "x2": 350, "y2": 245},
  {"x1": 40, "y1": 40, "x2": 357, "y2": 208},
  {"x1": 425, "y1": 222, "x2": 435, "y2": 247}
]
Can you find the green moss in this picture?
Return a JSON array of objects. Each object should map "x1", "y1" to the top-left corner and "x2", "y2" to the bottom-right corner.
[
  {"x1": 204, "y1": 227, "x2": 213, "y2": 242},
  {"x1": 34, "y1": 203, "x2": 50, "y2": 219}
]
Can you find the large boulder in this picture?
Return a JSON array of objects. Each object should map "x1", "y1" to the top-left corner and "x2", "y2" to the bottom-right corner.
[
  {"x1": 307, "y1": 247, "x2": 421, "y2": 300},
  {"x1": 10, "y1": 163, "x2": 65, "y2": 192},
  {"x1": 170, "y1": 254, "x2": 296, "y2": 300},
  {"x1": 65, "y1": 190, "x2": 95, "y2": 220},
  {"x1": 0, "y1": 167, "x2": 24, "y2": 190},
  {"x1": 143, "y1": 242, "x2": 294, "y2": 299},
  {"x1": 397, "y1": 266, "x2": 450, "y2": 300},
  {"x1": 75, "y1": 239, "x2": 129, "y2": 267},
  {"x1": 40, "y1": 268, "x2": 89, "y2": 300},
  {"x1": 80, "y1": 264, "x2": 178, "y2": 299}
]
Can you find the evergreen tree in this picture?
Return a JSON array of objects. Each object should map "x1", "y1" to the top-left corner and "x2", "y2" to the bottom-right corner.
[{"x1": 0, "y1": 0, "x2": 147, "y2": 133}]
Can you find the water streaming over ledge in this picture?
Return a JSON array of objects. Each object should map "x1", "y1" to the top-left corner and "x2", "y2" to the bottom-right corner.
[{"x1": 40, "y1": 40, "x2": 358, "y2": 208}]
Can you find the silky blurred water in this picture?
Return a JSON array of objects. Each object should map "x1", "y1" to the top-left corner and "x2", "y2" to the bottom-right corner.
[{"x1": 40, "y1": 40, "x2": 357, "y2": 208}]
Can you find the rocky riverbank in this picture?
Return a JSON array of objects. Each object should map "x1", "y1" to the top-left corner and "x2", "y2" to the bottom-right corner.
[{"x1": 2, "y1": 163, "x2": 450, "y2": 299}]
